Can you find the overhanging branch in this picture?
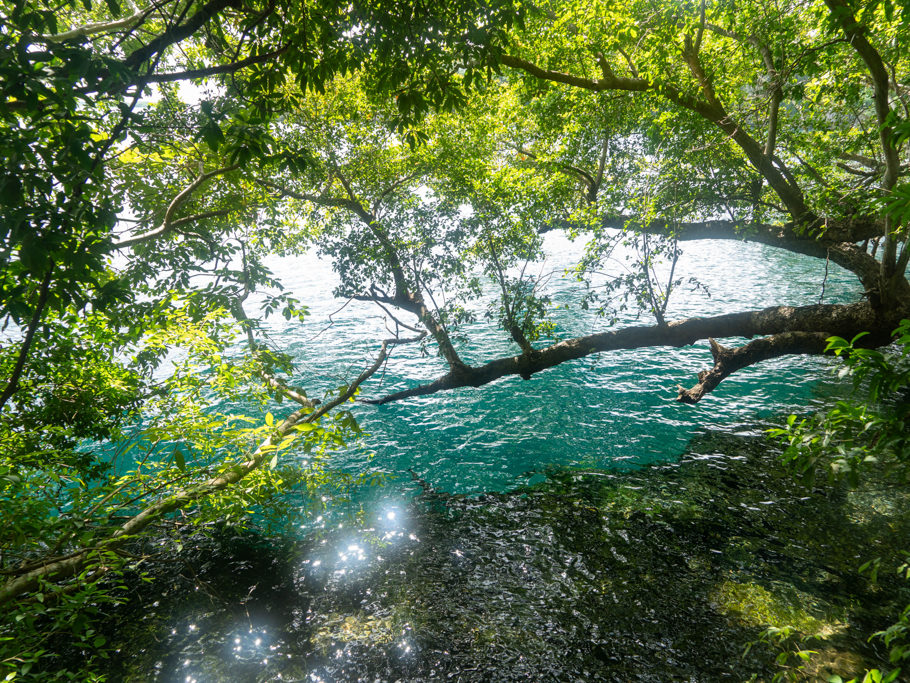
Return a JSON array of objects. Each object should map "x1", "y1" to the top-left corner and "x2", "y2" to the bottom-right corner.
[
  {"x1": 676, "y1": 332, "x2": 831, "y2": 403},
  {"x1": 0, "y1": 332, "x2": 416, "y2": 605},
  {"x1": 363, "y1": 302, "x2": 882, "y2": 405},
  {"x1": 544, "y1": 215, "x2": 885, "y2": 292},
  {"x1": 499, "y1": 51, "x2": 810, "y2": 221}
]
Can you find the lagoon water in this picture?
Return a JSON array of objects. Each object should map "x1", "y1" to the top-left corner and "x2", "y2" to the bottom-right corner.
[
  {"x1": 101, "y1": 232, "x2": 906, "y2": 682},
  {"x1": 263, "y1": 230, "x2": 857, "y2": 497}
]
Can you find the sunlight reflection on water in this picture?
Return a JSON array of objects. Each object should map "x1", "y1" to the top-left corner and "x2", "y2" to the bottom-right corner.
[{"x1": 104, "y1": 236, "x2": 884, "y2": 683}]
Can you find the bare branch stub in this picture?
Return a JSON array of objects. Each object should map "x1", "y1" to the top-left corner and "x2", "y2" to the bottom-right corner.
[{"x1": 676, "y1": 332, "x2": 830, "y2": 404}]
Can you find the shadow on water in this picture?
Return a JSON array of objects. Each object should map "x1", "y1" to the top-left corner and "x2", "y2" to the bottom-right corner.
[{"x1": 90, "y1": 427, "x2": 910, "y2": 682}]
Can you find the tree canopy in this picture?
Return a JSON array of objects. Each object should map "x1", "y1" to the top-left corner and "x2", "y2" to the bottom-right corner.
[{"x1": 2, "y1": 0, "x2": 910, "y2": 676}]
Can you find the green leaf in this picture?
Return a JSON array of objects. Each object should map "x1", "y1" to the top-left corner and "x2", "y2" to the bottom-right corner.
[{"x1": 174, "y1": 447, "x2": 186, "y2": 472}]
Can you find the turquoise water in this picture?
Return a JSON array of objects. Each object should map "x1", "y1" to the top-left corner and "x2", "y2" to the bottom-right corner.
[
  {"x1": 86, "y1": 234, "x2": 910, "y2": 682},
  {"x1": 262, "y1": 231, "x2": 858, "y2": 496}
]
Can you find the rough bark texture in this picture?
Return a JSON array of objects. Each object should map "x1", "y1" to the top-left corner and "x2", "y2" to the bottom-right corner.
[
  {"x1": 676, "y1": 332, "x2": 831, "y2": 403},
  {"x1": 364, "y1": 302, "x2": 895, "y2": 405}
]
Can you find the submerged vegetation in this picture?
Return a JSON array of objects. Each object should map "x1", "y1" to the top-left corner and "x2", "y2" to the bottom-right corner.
[
  {"x1": 2, "y1": 0, "x2": 910, "y2": 678},
  {"x1": 28, "y1": 427, "x2": 910, "y2": 681}
]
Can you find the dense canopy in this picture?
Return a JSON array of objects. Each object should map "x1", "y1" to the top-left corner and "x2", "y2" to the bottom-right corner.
[{"x1": 1, "y1": 0, "x2": 910, "y2": 677}]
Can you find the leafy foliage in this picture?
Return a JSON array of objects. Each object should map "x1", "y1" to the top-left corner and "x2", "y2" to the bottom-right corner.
[
  {"x1": 770, "y1": 320, "x2": 910, "y2": 682},
  {"x1": 2, "y1": 0, "x2": 910, "y2": 678},
  {"x1": 771, "y1": 322, "x2": 910, "y2": 486}
]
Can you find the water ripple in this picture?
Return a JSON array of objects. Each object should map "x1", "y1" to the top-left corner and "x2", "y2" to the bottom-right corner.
[{"x1": 260, "y1": 232, "x2": 859, "y2": 496}]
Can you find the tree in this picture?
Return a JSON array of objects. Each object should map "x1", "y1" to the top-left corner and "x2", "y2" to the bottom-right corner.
[
  {"x1": 0, "y1": 0, "x2": 521, "y2": 670},
  {"x1": 1, "y1": 0, "x2": 910, "y2": 675},
  {"x1": 240, "y1": 0, "x2": 910, "y2": 409},
  {"x1": 357, "y1": 0, "x2": 910, "y2": 405}
]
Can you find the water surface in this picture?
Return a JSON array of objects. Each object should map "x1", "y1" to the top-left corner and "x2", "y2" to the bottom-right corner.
[
  {"x1": 264, "y1": 231, "x2": 858, "y2": 497},
  {"x1": 89, "y1": 233, "x2": 909, "y2": 682}
]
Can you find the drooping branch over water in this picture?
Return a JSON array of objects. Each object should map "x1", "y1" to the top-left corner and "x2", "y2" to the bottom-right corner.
[
  {"x1": 0, "y1": 331, "x2": 420, "y2": 606},
  {"x1": 361, "y1": 302, "x2": 886, "y2": 405}
]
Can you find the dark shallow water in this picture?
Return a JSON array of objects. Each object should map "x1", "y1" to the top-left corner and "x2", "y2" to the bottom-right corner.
[
  {"x1": 63, "y1": 234, "x2": 909, "y2": 680},
  {"x1": 90, "y1": 428, "x2": 910, "y2": 681}
]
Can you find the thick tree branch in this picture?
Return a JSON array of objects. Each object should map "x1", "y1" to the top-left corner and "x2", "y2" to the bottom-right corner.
[
  {"x1": 260, "y1": 375, "x2": 318, "y2": 409},
  {"x1": 683, "y1": 34, "x2": 721, "y2": 110},
  {"x1": 363, "y1": 302, "x2": 884, "y2": 405},
  {"x1": 545, "y1": 215, "x2": 885, "y2": 292},
  {"x1": 676, "y1": 332, "x2": 831, "y2": 403},
  {"x1": 123, "y1": 0, "x2": 240, "y2": 70},
  {"x1": 253, "y1": 176, "x2": 360, "y2": 211},
  {"x1": 261, "y1": 169, "x2": 467, "y2": 372},
  {"x1": 693, "y1": 0, "x2": 706, "y2": 54},
  {"x1": 839, "y1": 152, "x2": 881, "y2": 169},
  {"x1": 169, "y1": 208, "x2": 233, "y2": 229},
  {"x1": 511, "y1": 144, "x2": 599, "y2": 199},
  {"x1": 499, "y1": 53, "x2": 650, "y2": 94},
  {"x1": 824, "y1": 0, "x2": 901, "y2": 281},
  {"x1": 486, "y1": 236, "x2": 533, "y2": 354},
  {"x1": 328, "y1": 172, "x2": 468, "y2": 370},
  {"x1": 499, "y1": 53, "x2": 811, "y2": 222},
  {"x1": 373, "y1": 172, "x2": 421, "y2": 216},
  {"x1": 762, "y1": 67, "x2": 782, "y2": 158},
  {"x1": 896, "y1": 242, "x2": 910, "y2": 278}
]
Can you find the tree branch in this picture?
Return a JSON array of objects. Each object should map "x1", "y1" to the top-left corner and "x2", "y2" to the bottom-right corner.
[
  {"x1": 544, "y1": 215, "x2": 885, "y2": 291},
  {"x1": 329, "y1": 172, "x2": 468, "y2": 370},
  {"x1": 253, "y1": 176, "x2": 360, "y2": 211},
  {"x1": 42, "y1": 7, "x2": 154, "y2": 42},
  {"x1": 499, "y1": 52, "x2": 811, "y2": 222},
  {"x1": 0, "y1": 269, "x2": 54, "y2": 412},
  {"x1": 373, "y1": 172, "x2": 421, "y2": 216},
  {"x1": 123, "y1": 0, "x2": 240, "y2": 70},
  {"x1": 500, "y1": 53, "x2": 649, "y2": 92},
  {"x1": 511, "y1": 144, "x2": 599, "y2": 198},
  {"x1": 824, "y1": 0, "x2": 901, "y2": 281},
  {"x1": 363, "y1": 302, "x2": 883, "y2": 405},
  {"x1": 839, "y1": 152, "x2": 881, "y2": 169},
  {"x1": 676, "y1": 332, "x2": 830, "y2": 403},
  {"x1": 115, "y1": 164, "x2": 239, "y2": 250},
  {"x1": 145, "y1": 47, "x2": 288, "y2": 83},
  {"x1": 0, "y1": 332, "x2": 411, "y2": 605}
]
